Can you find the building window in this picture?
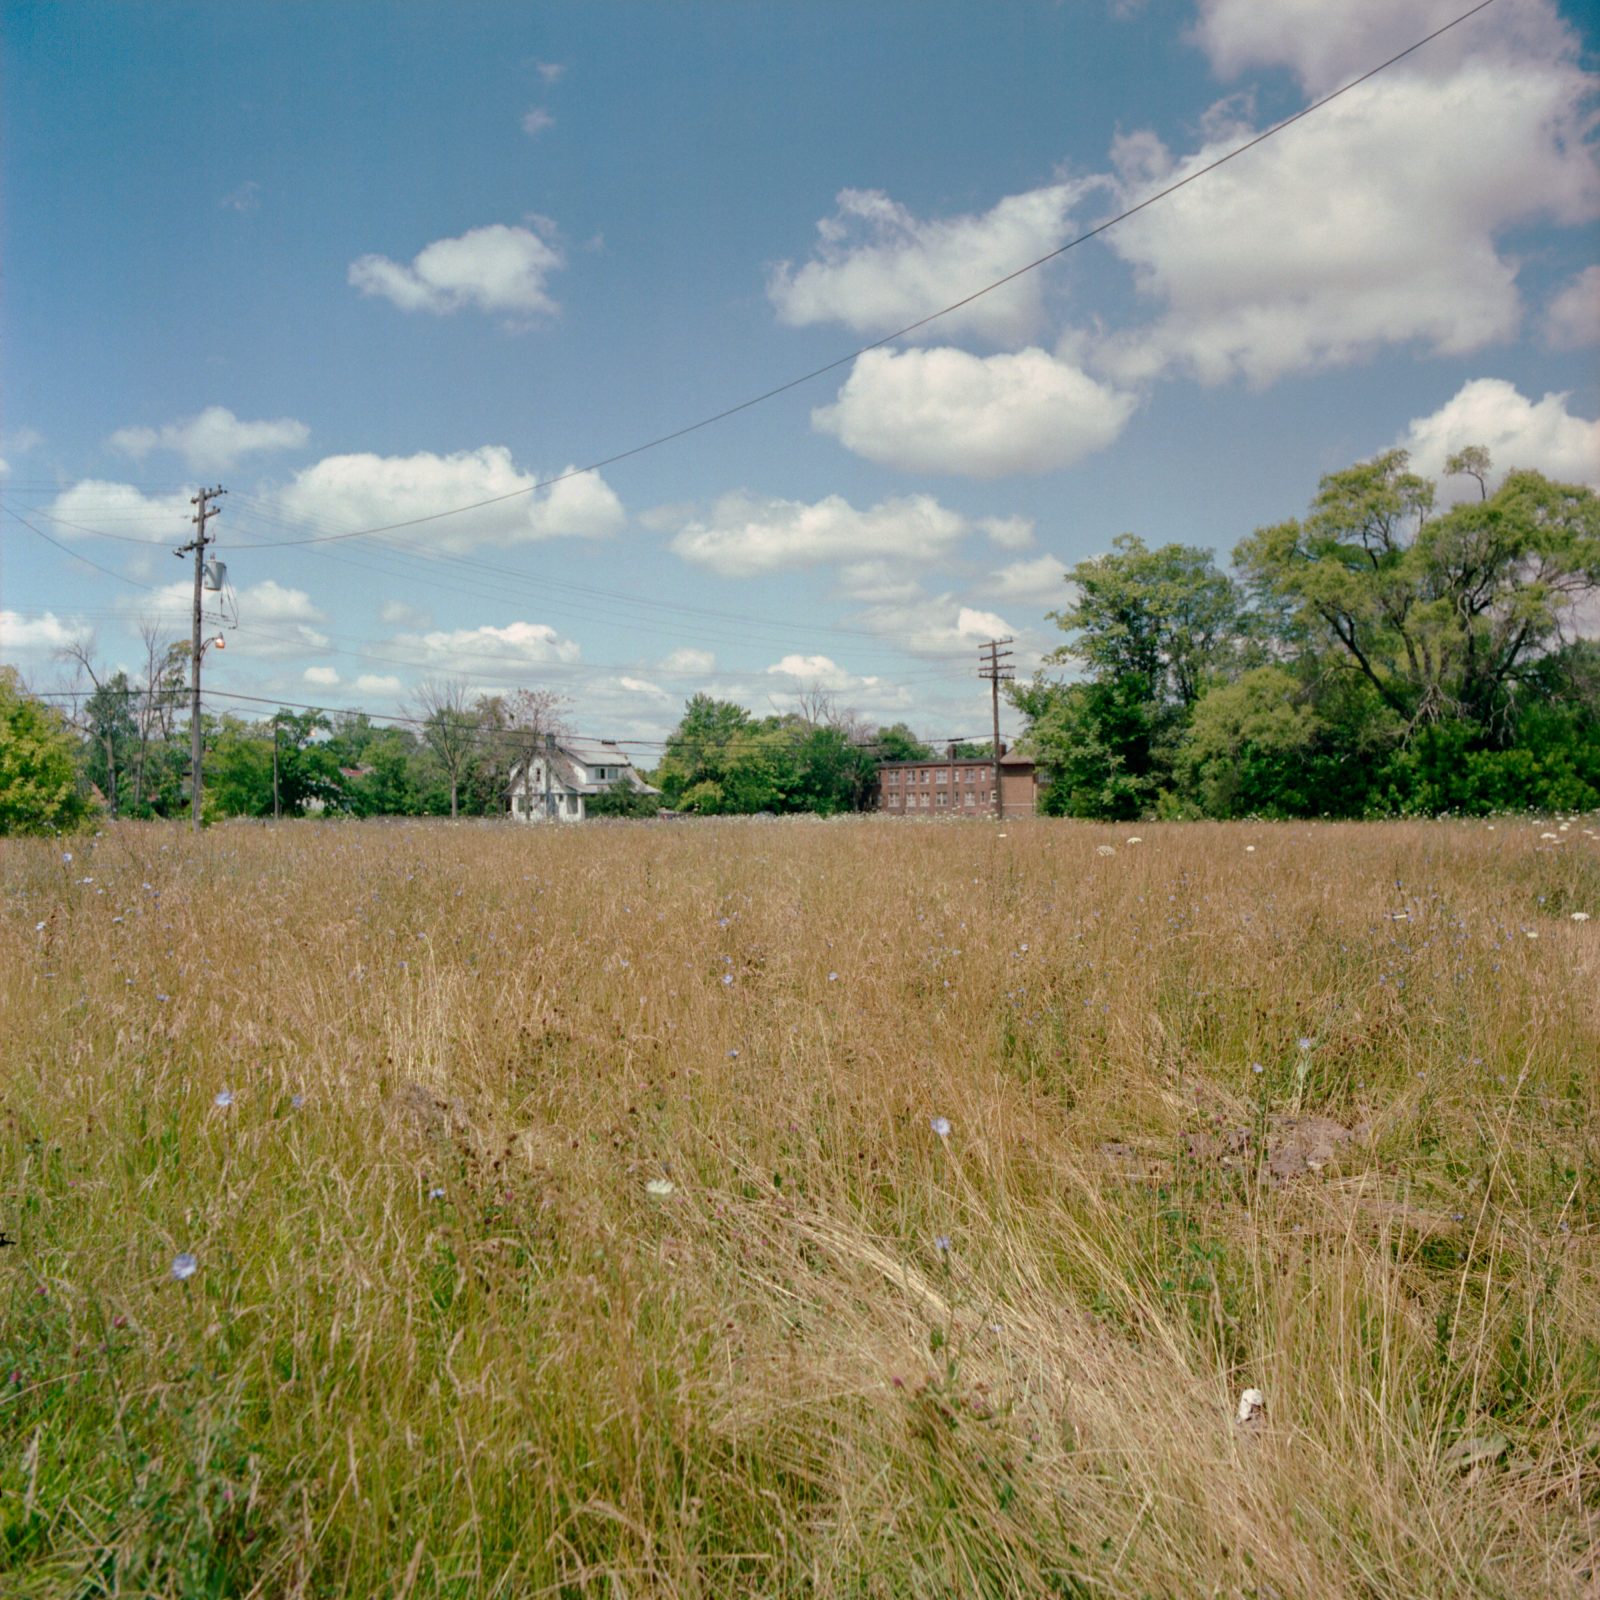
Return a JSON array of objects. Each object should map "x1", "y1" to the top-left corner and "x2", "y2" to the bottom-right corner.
[
  {"x1": 888, "y1": 770, "x2": 900, "y2": 785},
  {"x1": 936, "y1": 769, "x2": 947, "y2": 784},
  {"x1": 964, "y1": 791, "x2": 974, "y2": 806},
  {"x1": 936, "y1": 792, "x2": 947, "y2": 806}
]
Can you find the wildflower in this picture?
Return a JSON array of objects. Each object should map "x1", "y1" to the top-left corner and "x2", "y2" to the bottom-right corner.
[
  {"x1": 1246, "y1": 845, "x2": 1257, "y2": 853},
  {"x1": 291, "y1": 1094, "x2": 305, "y2": 1109},
  {"x1": 930, "y1": 1116, "x2": 951, "y2": 1138},
  {"x1": 1252, "y1": 1062, "x2": 1264, "y2": 1075},
  {"x1": 34, "y1": 921, "x2": 45, "y2": 932},
  {"x1": 1126, "y1": 836, "x2": 1142, "y2": 845},
  {"x1": 1236, "y1": 1388, "x2": 1265, "y2": 1427},
  {"x1": 1297, "y1": 1037, "x2": 1313, "y2": 1052},
  {"x1": 171, "y1": 1253, "x2": 198, "y2": 1282},
  {"x1": 727, "y1": 1049, "x2": 740, "y2": 1059},
  {"x1": 1096, "y1": 845, "x2": 1115, "y2": 857},
  {"x1": 646, "y1": 1178, "x2": 675, "y2": 1197},
  {"x1": 1572, "y1": 912, "x2": 1591, "y2": 922},
  {"x1": 721, "y1": 972, "x2": 734, "y2": 986},
  {"x1": 214, "y1": 1090, "x2": 234, "y2": 1109},
  {"x1": 429, "y1": 1186, "x2": 445, "y2": 1200},
  {"x1": 1525, "y1": 930, "x2": 1539, "y2": 940},
  {"x1": 934, "y1": 1235, "x2": 951, "y2": 1255},
  {"x1": 62, "y1": 852, "x2": 72, "y2": 864},
  {"x1": 827, "y1": 972, "x2": 838, "y2": 983}
]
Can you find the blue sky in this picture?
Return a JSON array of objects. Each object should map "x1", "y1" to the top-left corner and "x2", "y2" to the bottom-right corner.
[{"x1": 3, "y1": 0, "x2": 1597, "y2": 752}]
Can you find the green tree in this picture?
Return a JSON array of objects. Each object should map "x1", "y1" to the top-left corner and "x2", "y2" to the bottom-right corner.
[
  {"x1": 0, "y1": 668, "x2": 90, "y2": 835},
  {"x1": 1019, "y1": 535, "x2": 1243, "y2": 817},
  {"x1": 1234, "y1": 451, "x2": 1600, "y2": 739},
  {"x1": 585, "y1": 776, "x2": 660, "y2": 819},
  {"x1": 873, "y1": 723, "x2": 934, "y2": 763}
]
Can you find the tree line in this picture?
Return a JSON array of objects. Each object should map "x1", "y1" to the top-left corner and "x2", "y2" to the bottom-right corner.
[{"x1": 1014, "y1": 448, "x2": 1600, "y2": 818}]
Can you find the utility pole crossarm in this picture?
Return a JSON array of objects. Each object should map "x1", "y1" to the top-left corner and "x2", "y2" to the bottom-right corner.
[{"x1": 178, "y1": 486, "x2": 225, "y2": 833}]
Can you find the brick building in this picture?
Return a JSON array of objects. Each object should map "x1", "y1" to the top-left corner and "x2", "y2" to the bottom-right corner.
[{"x1": 878, "y1": 745, "x2": 1039, "y2": 818}]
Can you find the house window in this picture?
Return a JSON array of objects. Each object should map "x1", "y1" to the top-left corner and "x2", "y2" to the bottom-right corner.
[
  {"x1": 936, "y1": 792, "x2": 947, "y2": 806},
  {"x1": 964, "y1": 791, "x2": 974, "y2": 806},
  {"x1": 935, "y1": 769, "x2": 947, "y2": 784},
  {"x1": 888, "y1": 770, "x2": 900, "y2": 785}
]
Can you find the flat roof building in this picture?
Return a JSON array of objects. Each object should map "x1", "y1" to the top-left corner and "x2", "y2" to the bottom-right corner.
[{"x1": 877, "y1": 746, "x2": 1038, "y2": 819}]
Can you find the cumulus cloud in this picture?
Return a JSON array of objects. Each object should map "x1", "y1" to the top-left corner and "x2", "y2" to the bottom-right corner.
[
  {"x1": 304, "y1": 666, "x2": 341, "y2": 687},
  {"x1": 768, "y1": 182, "x2": 1093, "y2": 346},
  {"x1": 658, "y1": 647, "x2": 716, "y2": 675},
  {"x1": 0, "y1": 610, "x2": 91, "y2": 656},
  {"x1": 1092, "y1": 1, "x2": 1598, "y2": 386},
  {"x1": 349, "y1": 222, "x2": 565, "y2": 319},
  {"x1": 836, "y1": 559, "x2": 926, "y2": 603},
  {"x1": 379, "y1": 599, "x2": 432, "y2": 630},
  {"x1": 670, "y1": 491, "x2": 975, "y2": 578},
  {"x1": 984, "y1": 556, "x2": 1073, "y2": 606},
  {"x1": 815, "y1": 346, "x2": 1137, "y2": 475},
  {"x1": 117, "y1": 579, "x2": 330, "y2": 659},
  {"x1": 1544, "y1": 266, "x2": 1600, "y2": 350},
  {"x1": 617, "y1": 675, "x2": 671, "y2": 699},
  {"x1": 851, "y1": 592, "x2": 1018, "y2": 659},
  {"x1": 384, "y1": 620, "x2": 580, "y2": 675},
  {"x1": 277, "y1": 448, "x2": 624, "y2": 554},
  {"x1": 1191, "y1": 0, "x2": 1569, "y2": 97},
  {"x1": 1397, "y1": 378, "x2": 1600, "y2": 501},
  {"x1": 109, "y1": 406, "x2": 309, "y2": 472},
  {"x1": 521, "y1": 108, "x2": 555, "y2": 136},
  {"x1": 533, "y1": 60, "x2": 565, "y2": 84},
  {"x1": 355, "y1": 674, "x2": 404, "y2": 695},
  {"x1": 46, "y1": 481, "x2": 197, "y2": 544}
]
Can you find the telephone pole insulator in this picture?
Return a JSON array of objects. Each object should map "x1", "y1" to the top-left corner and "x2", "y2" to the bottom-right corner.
[
  {"x1": 176, "y1": 485, "x2": 226, "y2": 833},
  {"x1": 977, "y1": 638, "x2": 1015, "y2": 819}
]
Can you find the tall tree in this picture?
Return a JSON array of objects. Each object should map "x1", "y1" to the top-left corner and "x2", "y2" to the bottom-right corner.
[
  {"x1": 412, "y1": 678, "x2": 479, "y2": 819},
  {"x1": 1234, "y1": 451, "x2": 1600, "y2": 740}
]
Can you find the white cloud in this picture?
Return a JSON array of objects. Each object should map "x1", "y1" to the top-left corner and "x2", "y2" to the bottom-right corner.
[
  {"x1": 1397, "y1": 379, "x2": 1600, "y2": 501},
  {"x1": 1544, "y1": 266, "x2": 1600, "y2": 350},
  {"x1": 109, "y1": 406, "x2": 309, "y2": 472},
  {"x1": 379, "y1": 599, "x2": 432, "y2": 629},
  {"x1": 658, "y1": 647, "x2": 715, "y2": 675},
  {"x1": 981, "y1": 516, "x2": 1035, "y2": 550},
  {"x1": 1094, "y1": 4, "x2": 1599, "y2": 386},
  {"x1": 304, "y1": 666, "x2": 341, "y2": 687},
  {"x1": 349, "y1": 222, "x2": 565, "y2": 319},
  {"x1": 277, "y1": 448, "x2": 624, "y2": 554},
  {"x1": 0, "y1": 610, "x2": 91, "y2": 655},
  {"x1": 851, "y1": 592, "x2": 1018, "y2": 659},
  {"x1": 385, "y1": 620, "x2": 580, "y2": 674},
  {"x1": 617, "y1": 675, "x2": 671, "y2": 699},
  {"x1": 117, "y1": 579, "x2": 330, "y2": 660},
  {"x1": 1191, "y1": 0, "x2": 1570, "y2": 98},
  {"x1": 768, "y1": 182, "x2": 1093, "y2": 346},
  {"x1": 670, "y1": 490, "x2": 973, "y2": 578},
  {"x1": 836, "y1": 559, "x2": 925, "y2": 603},
  {"x1": 355, "y1": 674, "x2": 404, "y2": 695},
  {"x1": 815, "y1": 346, "x2": 1136, "y2": 476},
  {"x1": 533, "y1": 60, "x2": 565, "y2": 84},
  {"x1": 45, "y1": 481, "x2": 197, "y2": 544},
  {"x1": 984, "y1": 556, "x2": 1073, "y2": 606},
  {"x1": 521, "y1": 108, "x2": 555, "y2": 136}
]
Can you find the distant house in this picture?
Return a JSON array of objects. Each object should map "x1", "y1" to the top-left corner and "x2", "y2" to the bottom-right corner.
[
  {"x1": 878, "y1": 744, "x2": 1039, "y2": 819},
  {"x1": 506, "y1": 736, "x2": 658, "y2": 823}
]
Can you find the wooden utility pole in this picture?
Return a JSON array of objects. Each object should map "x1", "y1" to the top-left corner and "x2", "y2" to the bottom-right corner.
[
  {"x1": 978, "y1": 638, "x2": 1014, "y2": 819},
  {"x1": 272, "y1": 715, "x2": 281, "y2": 820},
  {"x1": 177, "y1": 486, "x2": 225, "y2": 832}
]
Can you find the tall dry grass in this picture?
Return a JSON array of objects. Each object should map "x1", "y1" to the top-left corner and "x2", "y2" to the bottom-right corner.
[{"x1": 1, "y1": 815, "x2": 1597, "y2": 1597}]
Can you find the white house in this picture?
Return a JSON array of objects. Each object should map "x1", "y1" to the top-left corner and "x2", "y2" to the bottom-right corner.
[{"x1": 506, "y1": 736, "x2": 658, "y2": 822}]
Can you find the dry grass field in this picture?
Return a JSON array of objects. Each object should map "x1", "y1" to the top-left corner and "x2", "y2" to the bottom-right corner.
[{"x1": 2, "y1": 815, "x2": 1597, "y2": 1598}]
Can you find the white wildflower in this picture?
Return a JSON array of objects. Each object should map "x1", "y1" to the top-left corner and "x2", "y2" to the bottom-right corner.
[
  {"x1": 646, "y1": 1178, "x2": 675, "y2": 1197},
  {"x1": 171, "y1": 1253, "x2": 198, "y2": 1282},
  {"x1": 930, "y1": 1116, "x2": 952, "y2": 1138}
]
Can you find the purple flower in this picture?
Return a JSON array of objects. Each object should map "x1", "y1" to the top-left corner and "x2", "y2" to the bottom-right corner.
[{"x1": 171, "y1": 1253, "x2": 198, "y2": 1282}]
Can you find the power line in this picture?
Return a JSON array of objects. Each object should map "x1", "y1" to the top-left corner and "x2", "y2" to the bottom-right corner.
[{"x1": 199, "y1": 0, "x2": 1494, "y2": 553}]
